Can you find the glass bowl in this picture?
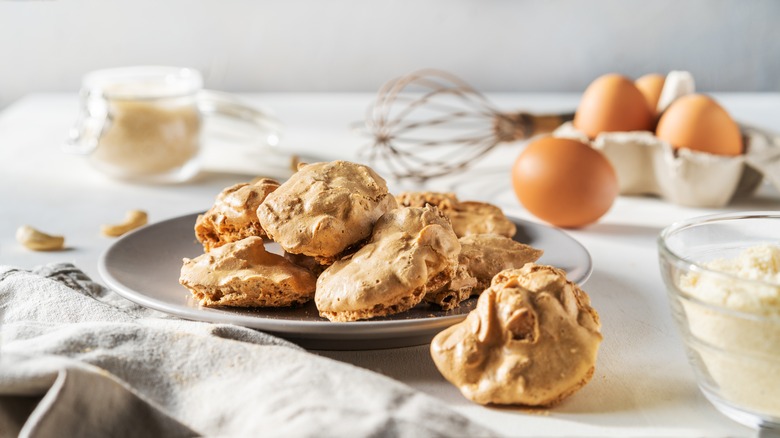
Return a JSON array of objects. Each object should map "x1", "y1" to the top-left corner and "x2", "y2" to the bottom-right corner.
[{"x1": 658, "y1": 211, "x2": 780, "y2": 431}]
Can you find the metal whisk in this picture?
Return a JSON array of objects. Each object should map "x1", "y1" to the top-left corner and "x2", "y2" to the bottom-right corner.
[{"x1": 361, "y1": 69, "x2": 573, "y2": 181}]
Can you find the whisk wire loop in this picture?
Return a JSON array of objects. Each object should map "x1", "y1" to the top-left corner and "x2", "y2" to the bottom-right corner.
[{"x1": 361, "y1": 69, "x2": 570, "y2": 180}]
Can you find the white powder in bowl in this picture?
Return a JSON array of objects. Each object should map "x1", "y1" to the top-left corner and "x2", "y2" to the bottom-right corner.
[
  {"x1": 680, "y1": 245, "x2": 780, "y2": 315},
  {"x1": 678, "y1": 244, "x2": 780, "y2": 418}
]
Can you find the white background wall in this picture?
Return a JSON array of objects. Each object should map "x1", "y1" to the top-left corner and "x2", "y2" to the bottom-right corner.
[{"x1": 1, "y1": 0, "x2": 778, "y2": 108}]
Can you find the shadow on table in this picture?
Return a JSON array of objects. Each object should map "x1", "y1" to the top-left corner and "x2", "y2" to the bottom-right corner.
[
  {"x1": 313, "y1": 268, "x2": 698, "y2": 417},
  {"x1": 314, "y1": 238, "x2": 732, "y2": 430},
  {"x1": 547, "y1": 269, "x2": 716, "y2": 428},
  {"x1": 311, "y1": 345, "x2": 475, "y2": 407}
]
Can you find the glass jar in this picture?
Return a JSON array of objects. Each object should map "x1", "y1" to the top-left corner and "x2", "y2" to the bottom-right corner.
[{"x1": 67, "y1": 66, "x2": 282, "y2": 183}]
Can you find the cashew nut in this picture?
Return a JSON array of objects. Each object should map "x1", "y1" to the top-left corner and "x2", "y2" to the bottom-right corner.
[
  {"x1": 101, "y1": 210, "x2": 148, "y2": 237},
  {"x1": 290, "y1": 154, "x2": 301, "y2": 173},
  {"x1": 16, "y1": 225, "x2": 65, "y2": 251}
]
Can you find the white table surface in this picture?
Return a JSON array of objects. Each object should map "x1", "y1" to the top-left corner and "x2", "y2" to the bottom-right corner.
[{"x1": 2, "y1": 92, "x2": 779, "y2": 437}]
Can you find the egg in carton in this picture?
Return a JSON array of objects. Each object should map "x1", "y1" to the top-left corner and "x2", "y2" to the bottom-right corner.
[{"x1": 553, "y1": 71, "x2": 780, "y2": 208}]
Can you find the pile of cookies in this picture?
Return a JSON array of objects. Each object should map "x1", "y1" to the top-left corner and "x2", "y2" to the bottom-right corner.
[
  {"x1": 179, "y1": 160, "x2": 542, "y2": 322},
  {"x1": 179, "y1": 159, "x2": 604, "y2": 407}
]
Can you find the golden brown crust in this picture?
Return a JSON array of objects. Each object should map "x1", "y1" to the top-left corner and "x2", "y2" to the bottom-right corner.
[
  {"x1": 179, "y1": 236, "x2": 317, "y2": 308},
  {"x1": 396, "y1": 191, "x2": 516, "y2": 238},
  {"x1": 395, "y1": 191, "x2": 459, "y2": 211},
  {"x1": 423, "y1": 263, "x2": 478, "y2": 310},
  {"x1": 424, "y1": 234, "x2": 543, "y2": 309},
  {"x1": 194, "y1": 178, "x2": 280, "y2": 252},
  {"x1": 315, "y1": 206, "x2": 460, "y2": 321},
  {"x1": 318, "y1": 285, "x2": 427, "y2": 322},
  {"x1": 258, "y1": 161, "x2": 397, "y2": 259},
  {"x1": 449, "y1": 201, "x2": 517, "y2": 238},
  {"x1": 459, "y1": 234, "x2": 544, "y2": 292},
  {"x1": 430, "y1": 264, "x2": 602, "y2": 406}
]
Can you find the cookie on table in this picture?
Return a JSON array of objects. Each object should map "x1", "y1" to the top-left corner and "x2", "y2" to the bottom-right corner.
[
  {"x1": 430, "y1": 264, "x2": 602, "y2": 406},
  {"x1": 195, "y1": 178, "x2": 280, "y2": 252},
  {"x1": 315, "y1": 206, "x2": 460, "y2": 322},
  {"x1": 179, "y1": 236, "x2": 316, "y2": 307},
  {"x1": 395, "y1": 191, "x2": 516, "y2": 238},
  {"x1": 258, "y1": 161, "x2": 397, "y2": 265}
]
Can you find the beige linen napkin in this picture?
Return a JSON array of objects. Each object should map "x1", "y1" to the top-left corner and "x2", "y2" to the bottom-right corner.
[{"x1": 0, "y1": 263, "x2": 496, "y2": 438}]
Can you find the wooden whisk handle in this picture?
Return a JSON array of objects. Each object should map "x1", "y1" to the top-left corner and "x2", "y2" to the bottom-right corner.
[{"x1": 493, "y1": 112, "x2": 575, "y2": 143}]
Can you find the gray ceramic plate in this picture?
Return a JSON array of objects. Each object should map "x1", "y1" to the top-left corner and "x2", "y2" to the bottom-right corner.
[{"x1": 99, "y1": 212, "x2": 591, "y2": 350}]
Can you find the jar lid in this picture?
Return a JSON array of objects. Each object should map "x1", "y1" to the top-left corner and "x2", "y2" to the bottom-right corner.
[{"x1": 82, "y1": 66, "x2": 203, "y2": 100}]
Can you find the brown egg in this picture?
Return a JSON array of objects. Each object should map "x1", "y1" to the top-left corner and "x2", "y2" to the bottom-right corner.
[
  {"x1": 656, "y1": 94, "x2": 742, "y2": 156},
  {"x1": 512, "y1": 136, "x2": 618, "y2": 228},
  {"x1": 573, "y1": 73, "x2": 655, "y2": 138},
  {"x1": 635, "y1": 73, "x2": 666, "y2": 113}
]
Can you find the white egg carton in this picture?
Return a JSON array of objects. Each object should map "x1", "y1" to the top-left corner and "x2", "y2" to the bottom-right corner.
[{"x1": 553, "y1": 72, "x2": 780, "y2": 208}]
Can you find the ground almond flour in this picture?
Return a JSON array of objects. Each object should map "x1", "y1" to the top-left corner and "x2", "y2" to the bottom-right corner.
[{"x1": 678, "y1": 244, "x2": 780, "y2": 418}]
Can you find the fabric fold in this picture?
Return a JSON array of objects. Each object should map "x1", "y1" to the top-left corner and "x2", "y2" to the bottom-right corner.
[{"x1": 0, "y1": 263, "x2": 495, "y2": 437}]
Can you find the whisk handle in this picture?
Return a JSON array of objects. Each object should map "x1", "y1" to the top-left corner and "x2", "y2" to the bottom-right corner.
[
  {"x1": 528, "y1": 112, "x2": 575, "y2": 136},
  {"x1": 495, "y1": 112, "x2": 575, "y2": 142}
]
